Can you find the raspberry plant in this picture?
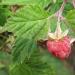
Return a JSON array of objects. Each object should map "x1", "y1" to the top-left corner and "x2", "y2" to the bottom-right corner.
[{"x1": 0, "y1": 0, "x2": 75, "y2": 75}]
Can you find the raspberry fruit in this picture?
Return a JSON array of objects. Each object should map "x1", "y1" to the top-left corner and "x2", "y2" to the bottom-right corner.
[{"x1": 47, "y1": 36, "x2": 71, "y2": 59}]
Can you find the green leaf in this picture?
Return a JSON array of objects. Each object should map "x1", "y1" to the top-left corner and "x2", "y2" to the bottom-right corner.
[
  {"x1": 0, "y1": 6, "x2": 11, "y2": 26},
  {"x1": 48, "y1": 1, "x2": 62, "y2": 15},
  {"x1": 66, "y1": 9, "x2": 75, "y2": 36},
  {"x1": 10, "y1": 50, "x2": 74, "y2": 75},
  {"x1": 1, "y1": 0, "x2": 52, "y2": 8},
  {"x1": 64, "y1": 2, "x2": 73, "y2": 15},
  {"x1": 49, "y1": 1, "x2": 73, "y2": 15},
  {"x1": 5, "y1": 5, "x2": 50, "y2": 63}
]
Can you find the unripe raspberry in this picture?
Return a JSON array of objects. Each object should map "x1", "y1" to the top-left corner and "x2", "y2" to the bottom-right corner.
[
  {"x1": 47, "y1": 36, "x2": 71, "y2": 59},
  {"x1": 46, "y1": 10, "x2": 75, "y2": 59}
]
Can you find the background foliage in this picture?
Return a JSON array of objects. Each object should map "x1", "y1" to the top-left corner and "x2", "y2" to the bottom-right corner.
[{"x1": 0, "y1": 0, "x2": 75, "y2": 75}]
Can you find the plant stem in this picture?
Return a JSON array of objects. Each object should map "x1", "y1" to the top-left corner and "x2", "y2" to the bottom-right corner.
[{"x1": 55, "y1": 0, "x2": 67, "y2": 38}]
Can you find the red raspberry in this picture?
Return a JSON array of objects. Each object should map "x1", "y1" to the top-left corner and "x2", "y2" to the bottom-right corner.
[{"x1": 47, "y1": 36, "x2": 71, "y2": 60}]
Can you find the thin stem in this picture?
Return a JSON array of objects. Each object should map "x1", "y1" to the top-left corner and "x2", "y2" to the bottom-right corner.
[
  {"x1": 59, "y1": 0, "x2": 67, "y2": 16},
  {"x1": 55, "y1": 0, "x2": 67, "y2": 38}
]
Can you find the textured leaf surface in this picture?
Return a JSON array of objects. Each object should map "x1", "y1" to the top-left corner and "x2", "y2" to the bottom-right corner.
[
  {"x1": 1, "y1": 0, "x2": 52, "y2": 8},
  {"x1": 5, "y1": 5, "x2": 50, "y2": 63},
  {"x1": 66, "y1": 10, "x2": 75, "y2": 30},
  {"x1": 66, "y1": 9, "x2": 75, "y2": 36}
]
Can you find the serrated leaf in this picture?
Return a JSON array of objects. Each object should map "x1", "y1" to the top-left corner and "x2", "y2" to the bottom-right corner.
[
  {"x1": 1, "y1": 0, "x2": 52, "y2": 8},
  {"x1": 4, "y1": 5, "x2": 50, "y2": 63}
]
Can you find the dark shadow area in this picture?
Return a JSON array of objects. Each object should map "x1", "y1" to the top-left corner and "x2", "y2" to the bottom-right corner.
[{"x1": 67, "y1": 42, "x2": 75, "y2": 73}]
